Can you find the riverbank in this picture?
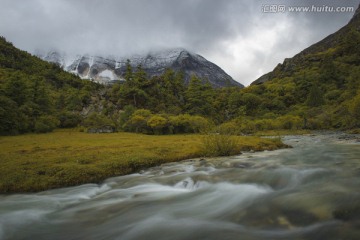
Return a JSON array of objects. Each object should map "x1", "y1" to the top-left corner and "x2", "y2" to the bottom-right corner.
[
  {"x1": 1, "y1": 133, "x2": 359, "y2": 240},
  {"x1": 0, "y1": 131, "x2": 286, "y2": 193}
]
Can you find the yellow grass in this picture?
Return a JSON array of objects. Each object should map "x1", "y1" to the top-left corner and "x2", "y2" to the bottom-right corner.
[
  {"x1": 0, "y1": 130, "x2": 286, "y2": 193},
  {"x1": 254, "y1": 129, "x2": 311, "y2": 136}
]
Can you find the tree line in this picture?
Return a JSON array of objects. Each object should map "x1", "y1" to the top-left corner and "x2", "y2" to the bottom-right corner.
[{"x1": 1, "y1": 33, "x2": 359, "y2": 136}]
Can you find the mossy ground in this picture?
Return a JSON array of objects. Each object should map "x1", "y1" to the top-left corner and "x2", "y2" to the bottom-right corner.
[{"x1": 0, "y1": 130, "x2": 286, "y2": 193}]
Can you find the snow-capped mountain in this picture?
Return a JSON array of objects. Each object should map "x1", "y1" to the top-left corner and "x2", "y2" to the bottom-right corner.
[{"x1": 36, "y1": 48, "x2": 244, "y2": 88}]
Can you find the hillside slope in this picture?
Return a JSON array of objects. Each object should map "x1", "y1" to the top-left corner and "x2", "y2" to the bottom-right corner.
[
  {"x1": 252, "y1": 5, "x2": 360, "y2": 85},
  {"x1": 0, "y1": 36, "x2": 100, "y2": 134},
  {"x1": 234, "y1": 5, "x2": 360, "y2": 130}
]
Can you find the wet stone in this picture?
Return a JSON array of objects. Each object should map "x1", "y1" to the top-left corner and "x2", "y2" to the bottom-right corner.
[
  {"x1": 281, "y1": 209, "x2": 319, "y2": 226},
  {"x1": 232, "y1": 162, "x2": 253, "y2": 169},
  {"x1": 333, "y1": 203, "x2": 360, "y2": 221}
]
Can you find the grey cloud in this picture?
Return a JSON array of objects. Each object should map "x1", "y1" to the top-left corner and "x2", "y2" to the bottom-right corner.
[
  {"x1": 0, "y1": 0, "x2": 256, "y2": 53},
  {"x1": 0, "y1": 0, "x2": 358, "y2": 85}
]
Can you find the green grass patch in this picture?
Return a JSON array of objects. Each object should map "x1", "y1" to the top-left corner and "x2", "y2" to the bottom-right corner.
[
  {"x1": 254, "y1": 129, "x2": 311, "y2": 137},
  {"x1": 346, "y1": 128, "x2": 360, "y2": 134},
  {"x1": 0, "y1": 131, "x2": 286, "y2": 193}
]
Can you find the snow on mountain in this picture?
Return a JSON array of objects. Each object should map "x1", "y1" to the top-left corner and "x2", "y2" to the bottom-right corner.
[{"x1": 37, "y1": 49, "x2": 244, "y2": 88}]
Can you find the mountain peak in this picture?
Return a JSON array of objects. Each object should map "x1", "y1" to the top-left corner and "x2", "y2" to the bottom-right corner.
[{"x1": 38, "y1": 48, "x2": 244, "y2": 88}]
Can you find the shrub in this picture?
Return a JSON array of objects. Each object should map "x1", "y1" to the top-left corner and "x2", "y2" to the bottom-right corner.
[
  {"x1": 82, "y1": 113, "x2": 114, "y2": 128},
  {"x1": 276, "y1": 115, "x2": 302, "y2": 130},
  {"x1": 189, "y1": 116, "x2": 213, "y2": 133},
  {"x1": 201, "y1": 134, "x2": 239, "y2": 157},
  {"x1": 168, "y1": 114, "x2": 212, "y2": 134},
  {"x1": 147, "y1": 115, "x2": 168, "y2": 134},
  {"x1": 306, "y1": 118, "x2": 322, "y2": 129},
  {"x1": 240, "y1": 119, "x2": 257, "y2": 134},
  {"x1": 34, "y1": 115, "x2": 60, "y2": 133},
  {"x1": 125, "y1": 115, "x2": 148, "y2": 133},
  {"x1": 58, "y1": 111, "x2": 82, "y2": 128},
  {"x1": 348, "y1": 93, "x2": 360, "y2": 127},
  {"x1": 168, "y1": 114, "x2": 192, "y2": 133},
  {"x1": 118, "y1": 105, "x2": 136, "y2": 128},
  {"x1": 217, "y1": 121, "x2": 241, "y2": 135}
]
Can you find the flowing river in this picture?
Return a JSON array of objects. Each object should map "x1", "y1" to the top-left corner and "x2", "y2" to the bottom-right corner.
[{"x1": 0, "y1": 133, "x2": 359, "y2": 240}]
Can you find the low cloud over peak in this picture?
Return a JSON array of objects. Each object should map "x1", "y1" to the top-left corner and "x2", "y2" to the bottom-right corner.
[{"x1": 0, "y1": 0, "x2": 358, "y2": 85}]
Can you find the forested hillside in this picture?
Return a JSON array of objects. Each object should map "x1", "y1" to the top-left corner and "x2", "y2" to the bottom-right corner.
[
  {"x1": 1, "y1": 4, "x2": 360, "y2": 137},
  {"x1": 234, "y1": 7, "x2": 360, "y2": 132},
  {"x1": 0, "y1": 37, "x2": 101, "y2": 134},
  {"x1": 0, "y1": 36, "x2": 243, "y2": 135}
]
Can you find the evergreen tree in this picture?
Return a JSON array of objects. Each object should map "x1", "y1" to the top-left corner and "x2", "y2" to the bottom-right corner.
[
  {"x1": 307, "y1": 84, "x2": 325, "y2": 107},
  {"x1": 0, "y1": 95, "x2": 20, "y2": 135},
  {"x1": 31, "y1": 77, "x2": 51, "y2": 114},
  {"x1": 134, "y1": 64, "x2": 147, "y2": 87},
  {"x1": 4, "y1": 75, "x2": 28, "y2": 106},
  {"x1": 185, "y1": 75, "x2": 215, "y2": 116},
  {"x1": 124, "y1": 59, "x2": 133, "y2": 84},
  {"x1": 185, "y1": 75, "x2": 203, "y2": 115}
]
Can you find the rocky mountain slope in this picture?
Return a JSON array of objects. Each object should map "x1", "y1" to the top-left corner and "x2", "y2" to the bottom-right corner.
[
  {"x1": 37, "y1": 48, "x2": 243, "y2": 88},
  {"x1": 251, "y1": 4, "x2": 360, "y2": 85}
]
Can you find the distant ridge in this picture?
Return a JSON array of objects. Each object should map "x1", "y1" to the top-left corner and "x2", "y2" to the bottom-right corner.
[{"x1": 37, "y1": 48, "x2": 244, "y2": 88}]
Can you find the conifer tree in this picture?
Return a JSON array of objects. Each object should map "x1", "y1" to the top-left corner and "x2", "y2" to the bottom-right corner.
[{"x1": 307, "y1": 84, "x2": 324, "y2": 107}]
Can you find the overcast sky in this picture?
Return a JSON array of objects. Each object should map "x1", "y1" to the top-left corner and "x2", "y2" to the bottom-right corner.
[{"x1": 0, "y1": 0, "x2": 359, "y2": 86}]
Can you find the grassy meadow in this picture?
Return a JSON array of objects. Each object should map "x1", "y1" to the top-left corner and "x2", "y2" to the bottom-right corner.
[{"x1": 0, "y1": 130, "x2": 286, "y2": 193}]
